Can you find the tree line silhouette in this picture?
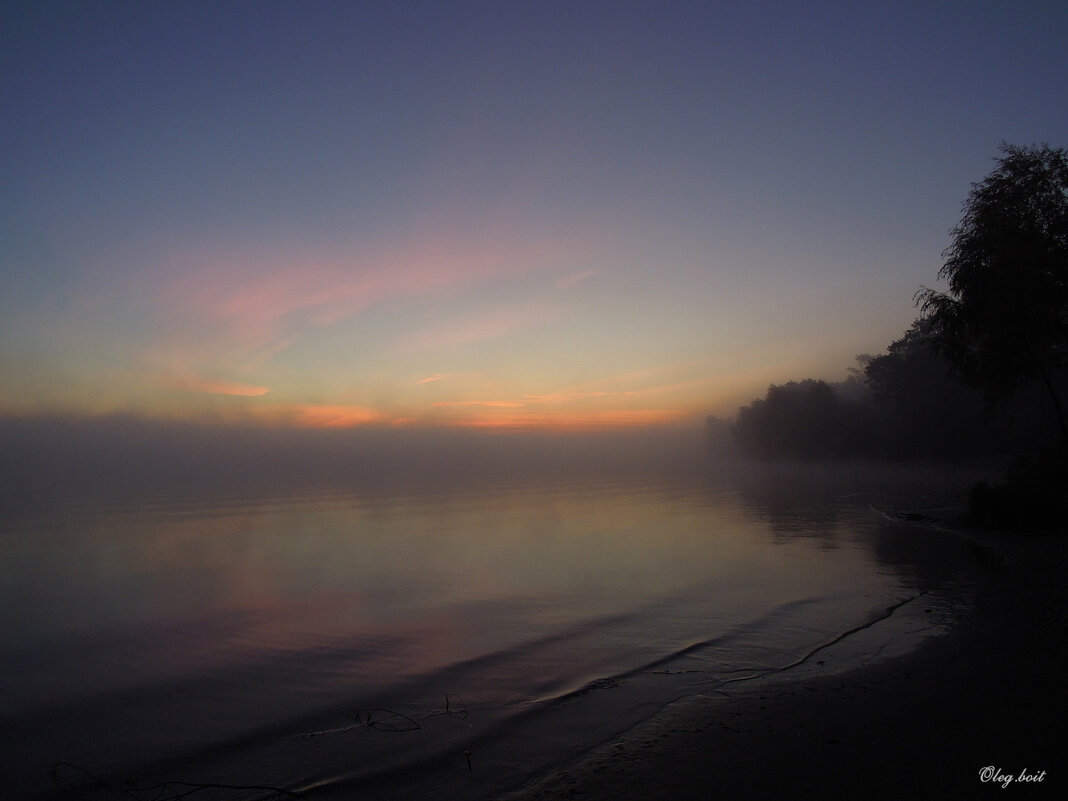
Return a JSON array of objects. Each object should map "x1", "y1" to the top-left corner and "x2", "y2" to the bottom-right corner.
[{"x1": 723, "y1": 144, "x2": 1067, "y2": 528}]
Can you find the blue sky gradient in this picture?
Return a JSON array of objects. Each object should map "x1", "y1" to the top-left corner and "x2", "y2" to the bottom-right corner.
[{"x1": 2, "y1": 1, "x2": 1066, "y2": 428}]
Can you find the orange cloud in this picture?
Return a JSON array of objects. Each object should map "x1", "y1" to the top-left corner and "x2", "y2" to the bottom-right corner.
[
  {"x1": 523, "y1": 390, "x2": 633, "y2": 403},
  {"x1": 431, "y1": 400, "x2": 526, "y2": 408},
  {"x1": 173, "y1": 375, "x2": 271, "y2": 397},
  {"x1": 284, "y1": 404, "x2": 385, "y2": 428}
]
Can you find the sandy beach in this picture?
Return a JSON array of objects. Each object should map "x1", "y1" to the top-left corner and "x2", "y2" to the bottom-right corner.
[{"x1": 504, "y1": 525, "x2": 1068, "y2": 800}]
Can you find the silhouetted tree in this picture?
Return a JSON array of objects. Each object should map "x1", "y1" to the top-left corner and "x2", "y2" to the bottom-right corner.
[
  {"x1": 733, "y1": 380, "x2": 852, "y2": 459},
  {"x1": 864, "y1": 319, "x2": 1010, "y2": 457},
  {"x1": 917, "y1": 143, "x2": 1068, "y2": 447}
]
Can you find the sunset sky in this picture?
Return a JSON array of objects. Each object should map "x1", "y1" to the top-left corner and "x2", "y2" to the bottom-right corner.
[{"x1": 2, "y1": 0, "x2": 1066, "y2": 431}]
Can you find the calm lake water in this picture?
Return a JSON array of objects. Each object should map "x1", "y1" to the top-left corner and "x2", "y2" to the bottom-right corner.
[{"x1": 0, "y1": 463, "x2": 988, "y2": 800}]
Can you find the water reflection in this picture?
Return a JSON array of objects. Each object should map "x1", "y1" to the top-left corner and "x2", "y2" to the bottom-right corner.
[
  {"x1": 0, "y1": 465, "x2": 986, "y2": 800},
  {"x1": 723, "y1": 461, "x2": 990, "y2": 589}
]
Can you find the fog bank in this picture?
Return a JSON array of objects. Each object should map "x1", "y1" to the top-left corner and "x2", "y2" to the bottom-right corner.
[{"x1": 0, "y1": 414, "x2": 711, "y2": 509}]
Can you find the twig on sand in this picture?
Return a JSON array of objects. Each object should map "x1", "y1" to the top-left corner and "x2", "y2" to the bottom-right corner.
[
  {"x1": 51, "y1": 696, "x2": 473, "y2": 798},
  {"x1": 49, "y1": 761, "x2": 304, "y2": 800},
  {"x1": 340, "y1": 707, "x2": 422, "y2": 731}
]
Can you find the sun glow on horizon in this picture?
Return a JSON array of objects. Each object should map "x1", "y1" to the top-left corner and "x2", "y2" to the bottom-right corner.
[{"x1": 447, "y1": 408, "x2": 693, "y2": 430}]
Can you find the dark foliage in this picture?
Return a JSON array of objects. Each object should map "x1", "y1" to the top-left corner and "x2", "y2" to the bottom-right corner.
[
  {"x1": 917, "y1": 143, "x2": 1068, "y2": 446},
  {"x1": 732, "y1": 379, "x2": 872, "y2": 460},
  {"x1": 730, "y1": 322, "x2": 1026, "y2": 462},
  {"x1": 725, "y1": 143, "x2": 1068, "y2": 530},
  {"x1": 863, "y1": 319, "x2": 1012, "y2": 458},
  {"x1": 967, "y1": 450, "x2": 1068, "y2": 532},
  {"x1": 730, "y1": 144, "x2": 1067, "y2": 471}
]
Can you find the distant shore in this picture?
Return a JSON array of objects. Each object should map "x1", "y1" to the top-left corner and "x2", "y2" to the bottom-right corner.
[{"x1": 503, "y1": 524, "x2": 1067, "y2": 800}]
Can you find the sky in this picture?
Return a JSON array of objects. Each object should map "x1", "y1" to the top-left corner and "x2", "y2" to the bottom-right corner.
[{"x1": 2, "y1": 0, "x2": 1066, "y2": 432}]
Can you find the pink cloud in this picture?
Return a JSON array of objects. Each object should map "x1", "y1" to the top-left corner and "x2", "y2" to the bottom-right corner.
[
  {"x1": 396, "y1": 301, "x2": 560, "y2": 351},
  {"x1": 114, "y1": 220, "x2": 612, "y2": 411},
  {"x1": 153, "y1": 225, "x2": 598, "y2": 353},
  {"x1": 243, "y1": 335, "x2": 298, "y2": 371},
  {"x1": 554, "y1": 267, "x2": 606, "y2": 289}
]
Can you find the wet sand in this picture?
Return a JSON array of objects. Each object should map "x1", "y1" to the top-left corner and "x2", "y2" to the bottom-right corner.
[{"x1": 504, "y1": 528, "x2": 1068, "y2": 800}]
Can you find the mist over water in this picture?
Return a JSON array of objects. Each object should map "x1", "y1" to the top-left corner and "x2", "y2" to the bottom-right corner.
[
  {"x1": 0, "y1": 417, "x2": 991, "y2": 800},
  {"x1": 0, "y1": 415, "x2": 710, "y2": 512}
]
